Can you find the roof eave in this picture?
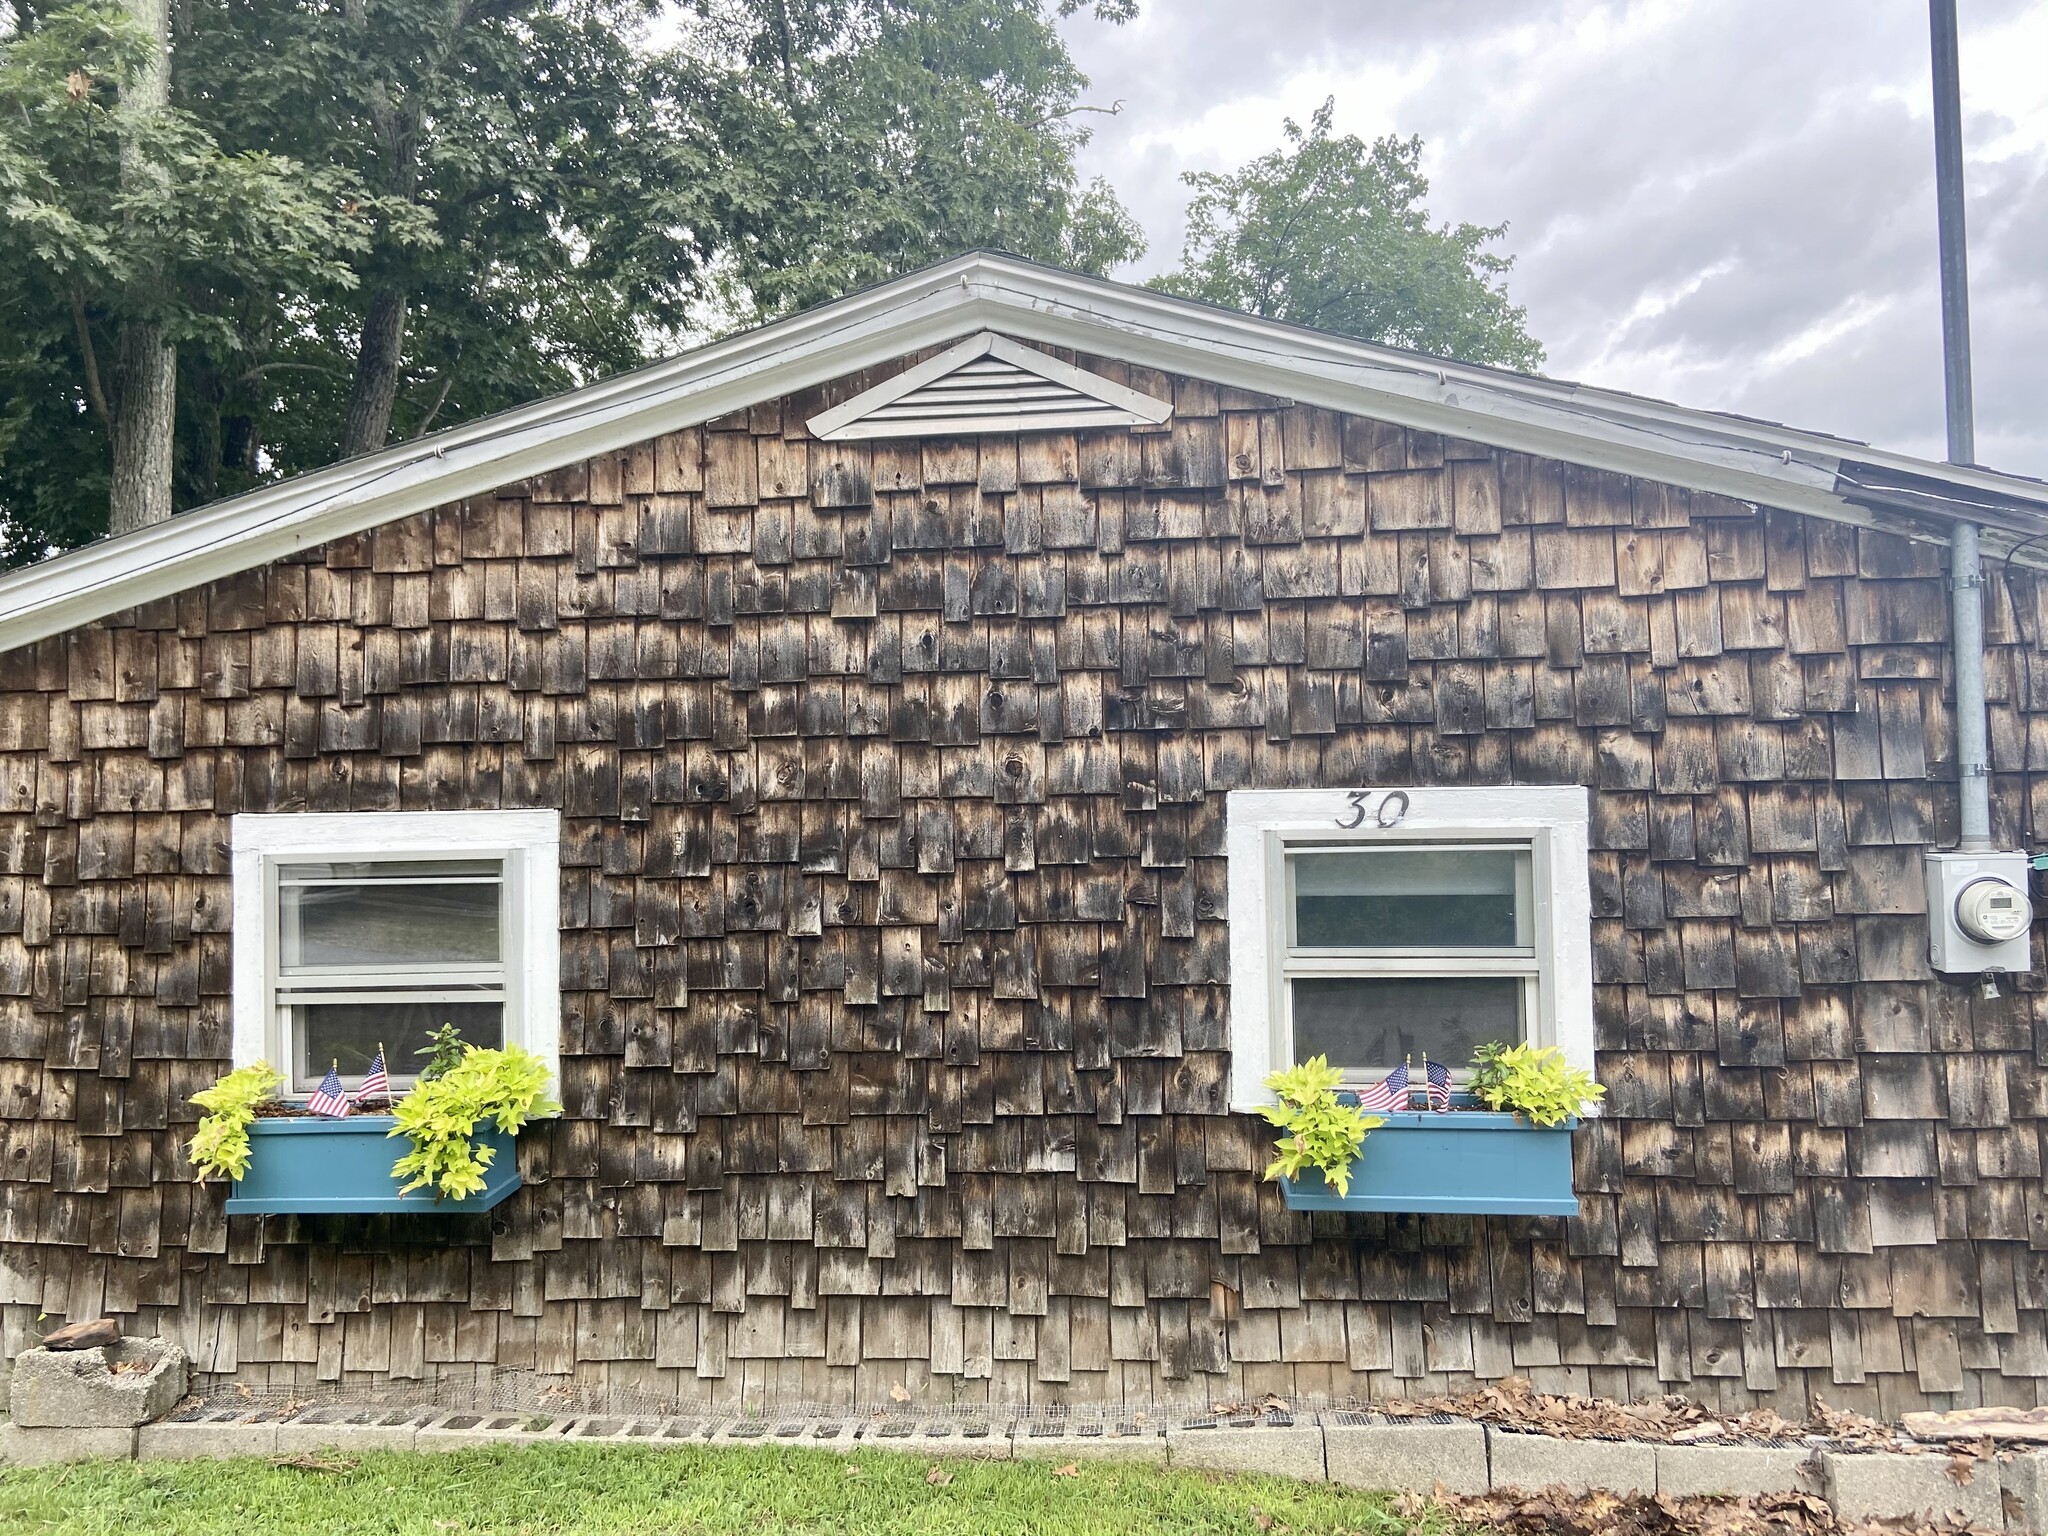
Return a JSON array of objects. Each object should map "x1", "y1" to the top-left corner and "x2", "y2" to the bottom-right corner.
[{"x1": 5, "y1": 250, "x2": 2048, "y2": 654}]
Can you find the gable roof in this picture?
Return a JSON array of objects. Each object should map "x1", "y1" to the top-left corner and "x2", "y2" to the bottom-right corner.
[{"x1": 4, "y1": 249, "x2": 2047, "y2": 654}]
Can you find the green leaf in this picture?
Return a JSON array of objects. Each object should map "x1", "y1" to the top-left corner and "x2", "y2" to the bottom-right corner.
[
  {"x1": 187, "y1": 1062, "x2": 283, "y2": 1181},
  {"x1": 1259, "y1": 1055, "x2": 1381, "y2": 1195},
  {"x1": 387, "y1": 1042, "x2": 558, "y2": 1201},
  {"x1": 1467, "y1": 1042, "x2": 1603, "y2": 1127}
]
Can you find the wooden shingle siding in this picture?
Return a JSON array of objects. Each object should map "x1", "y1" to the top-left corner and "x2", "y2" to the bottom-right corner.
[{"x1": 0, "y1": 341, "x2": 2042, "y2": 1420}]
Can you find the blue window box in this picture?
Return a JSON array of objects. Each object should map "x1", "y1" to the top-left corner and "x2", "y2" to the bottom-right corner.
[
  {"x1": 1277, "y1": 1109, "x2": 1579, "y2": 1216},
  {"x1": 225, "y1": 1115, "x2": 521, "y2": 1215}
]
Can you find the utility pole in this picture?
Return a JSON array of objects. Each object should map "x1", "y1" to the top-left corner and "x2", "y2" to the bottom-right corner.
[
  {"x1": 1929, "y1": 0, "x2": 1974, "y2": 467},
  {"x1": 1928, "y1": 0, "x2": 1990, "y2": 853}
]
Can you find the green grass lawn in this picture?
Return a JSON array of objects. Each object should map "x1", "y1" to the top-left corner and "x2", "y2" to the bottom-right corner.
[{"x1": 0, "y1": 1443, "x2": 1452, "y2": 1536}]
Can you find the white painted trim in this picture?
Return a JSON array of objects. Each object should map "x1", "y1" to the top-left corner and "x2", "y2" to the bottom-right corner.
[
  {"x1": 805, "y1": 331, "x2": 1172, "y2": 439},
  {"x1": 4, "y1": 252, "x2": 2047, "y2": 653},
  {"x1": 1225, "y1": 786, "x2": 1595, "y2": 1114},
  {"x1": 230, "y1": 810, "x2": 561, "y2": 1094}
]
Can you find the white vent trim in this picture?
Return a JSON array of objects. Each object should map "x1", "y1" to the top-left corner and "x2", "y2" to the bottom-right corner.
[{"x1": 806, "y1": 331, "x2": 1173, "y2": 440}]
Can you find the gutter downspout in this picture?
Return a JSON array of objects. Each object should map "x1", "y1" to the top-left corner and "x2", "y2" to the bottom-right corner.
[{"x1": 1930, "y1": 0, "x2": 1993, "y2": 852}]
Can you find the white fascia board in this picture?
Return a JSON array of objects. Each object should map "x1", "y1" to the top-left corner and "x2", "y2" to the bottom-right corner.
[
  {"x1": 6, "y1": 251, "x2": 2048, "y2": 654},
  {"x1": 954, "y1": 262, "x2": 2048, "y2": 522}
]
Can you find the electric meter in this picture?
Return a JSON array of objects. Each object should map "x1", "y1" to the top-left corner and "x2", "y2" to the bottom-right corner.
[
  {"x1": 1926, "y1": 850, "x2": 2036, "y2": 974},
  {"x1": 1955, "y1": 876, "x2": 2033, "y2": 945}
]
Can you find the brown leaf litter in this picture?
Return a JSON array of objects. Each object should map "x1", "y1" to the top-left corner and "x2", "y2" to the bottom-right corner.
[
  {"x1": 1375, "y1": 1377, "x2": 1900, "y2": 1450},
  {"x1": 1412, "y1": 1485, "x2": 1997, "y2": 1536}
]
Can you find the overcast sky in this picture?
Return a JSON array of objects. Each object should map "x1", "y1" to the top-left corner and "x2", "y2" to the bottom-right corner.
[{"x1": 1056, "y1": 0, "x2": 2048, "y2": 478}]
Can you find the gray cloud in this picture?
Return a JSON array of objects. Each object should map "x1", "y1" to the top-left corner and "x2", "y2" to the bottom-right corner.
[{"x1": 1061, "y1": 0, "x2": 2048, "y2": 476}]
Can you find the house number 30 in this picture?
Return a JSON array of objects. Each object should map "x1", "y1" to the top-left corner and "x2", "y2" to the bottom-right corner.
[{"x1": 1336, "y1": 790, "x2": 1410, "y2": 829}]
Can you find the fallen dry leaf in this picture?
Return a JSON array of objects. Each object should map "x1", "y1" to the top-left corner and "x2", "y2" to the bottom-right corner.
[
  {"x1": 1051, "y1": 1462, "x2": 1079, "y2": 1478},
  {"x1": 1250, "y1": 1508, "x2": 1275, "y2": 1531},
  {"x1": 925, "y1": 1466, "x2": 953, "y2": 1487},
  {"x1": 889, "y1": 1383, "x2": 912, "y2": 1403},
  {"x1": 843, "y1": 1464, "x2": 863, "y2": 1479},
  {"x1": 271, "y1": 1452, "x2": 359, "y2": 1473}
]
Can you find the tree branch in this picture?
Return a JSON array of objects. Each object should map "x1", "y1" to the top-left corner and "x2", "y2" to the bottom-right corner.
[
  {"x1": 1026, "y1": 100, "x2": 1122, "y2": 130},
  {"x1": 410, "y1": 369, "x2": 456, "y2": 438},
  {"x1": 70, "y1": 290, "x2": 113, "y2": 428},
  {"x1": 237, "y1": 361, "x2": 352, "y2": 383}
]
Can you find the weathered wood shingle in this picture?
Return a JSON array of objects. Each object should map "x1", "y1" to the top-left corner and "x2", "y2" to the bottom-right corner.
[{"x1": 0, "y1": 339, "x2": 2039, "y2": 1419}]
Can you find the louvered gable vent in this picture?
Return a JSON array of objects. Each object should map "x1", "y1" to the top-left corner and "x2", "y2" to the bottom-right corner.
[{"x1": 807, "y1": 332, "x2": 1172, "y2": 441}]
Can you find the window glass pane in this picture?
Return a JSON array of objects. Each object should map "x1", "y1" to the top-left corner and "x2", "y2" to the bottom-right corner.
[
  {"x1": 279, "y1": 861, "x2": 501, "y2": 969},
  {"x1": 1291, "y1": 976, "x2": 1523, "y2": 1076},
  {"x1": 1292, "y1": 848, "x2": 1527, "y2": 949},
  {"x1": 294, "y1": 1001, "x2": 504, "y2": 1092}
]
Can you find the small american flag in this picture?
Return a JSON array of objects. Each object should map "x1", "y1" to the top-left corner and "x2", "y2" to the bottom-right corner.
[
  {"x1": 1355, "y1": 1062, "x2": 1410, "y2": 1113},
  {"x1": 356, "y1": 1047, "x2": 389, "y2": 1105},
  {"x1": 306, "y1": 1062, "x2": 353, "y2": 1118},
  {"x1": 1424, "y1": 1056, "x2": 1454, "y2": 1112}
]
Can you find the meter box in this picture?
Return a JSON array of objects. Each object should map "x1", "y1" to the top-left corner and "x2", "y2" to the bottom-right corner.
[{"x1": 1925, "y1": 850, "x2": 2035, "y2": 975}]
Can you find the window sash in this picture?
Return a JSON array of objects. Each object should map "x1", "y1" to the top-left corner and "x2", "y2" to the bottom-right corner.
[
  {"x1": 1283, "y1": 841, "x2": 1534, "y2": 953},
  {"x1": 264, "y1": 849, "x2": 520, "y2": 1096},
  {"x1": 1269, "y1": 833, "x2": 1554, "y2": 1083}
]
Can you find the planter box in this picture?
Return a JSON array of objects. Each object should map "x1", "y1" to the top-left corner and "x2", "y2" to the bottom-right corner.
[
  {"x1": 1278, "y1": 1111, "x2": 1578, "y2": 1216},
  {"x1": 225, "y1": 1115, "x2": 520, "y2": 1215}
]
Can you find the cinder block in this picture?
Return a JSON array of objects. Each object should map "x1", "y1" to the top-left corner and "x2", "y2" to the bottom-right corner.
[
  {"x1": 274, "y1": 1416, "x2": 420, "y2": 1455},
  {"x1": 414, "y1": 1411, "x2": 541, "y2": 1449},
  {"x1": 0, "y1": 1423, "x2": 137, "y2": 1466},
  {"x1": 2001, "y1": 1450, "x2": 2048, "y2": 1536},
  {"x1": 1488, "y1": 1430, "x2": 1655, "y2": 1495},
  {"x1": 136, "y1": 1419, "x2": 277, "y2": 1461},
  {"x1": 10, "y1": 1341, "x2": 188, "y2": 1428},
  {"x1": 858, "y1": 1423, "x2": 1012, "y2": 1460},
  {"x1": 1012, "y1": 1427, "x2": 1167, "y2": 1464},
  {"x1": 1165, "y1": 1423, "x2": 1326, "y2": 1482},
  {"x1": 1820, "y1": 1449, "x2": 2002, "y2": 1529},
  {"x1": 1322, "y1": 1418, "x2": 1488, "y2": 1495},
  {"x1": 1655, "y1": 1442, "x2": 1821, "y2": 1497}
]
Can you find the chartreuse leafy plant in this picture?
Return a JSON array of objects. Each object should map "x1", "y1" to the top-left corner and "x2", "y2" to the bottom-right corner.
[
  {"x1": 388, "y1": 1044, "x2": 558, "y2": 1201},
  {"x1": 1259, "y1": 1056, "x2": 1383, "y2": 1197},
  {"x1": 187, "y1": 1063, "x2": 284, "y2": 1182},
  {"x1": 1468, "y1": 1042, "x2": 1604, "y2": 1127}
]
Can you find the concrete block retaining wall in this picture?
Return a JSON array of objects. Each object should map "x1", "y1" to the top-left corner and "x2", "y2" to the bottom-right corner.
[{"x1": 2, "y1": 1407, "x2": 2040, "y2": 1532}]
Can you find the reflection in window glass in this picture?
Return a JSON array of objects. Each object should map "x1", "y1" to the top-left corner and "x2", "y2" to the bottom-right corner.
[
  {"x1": 296, "y1": 1001, "x2": 504, "y2": 1091},
  {"x1": 1292, "y1": 848, "x2": 1527, "y2": 949},
  {"x1": 278, "y1": 862, "x2": 501, "y2": 969}
]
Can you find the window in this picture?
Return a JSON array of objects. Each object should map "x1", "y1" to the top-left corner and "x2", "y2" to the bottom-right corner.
[
  {"x1": 232, "y1": 812, "x2": 560, "y2": 1096},
  {"x1": 1226, "y1": 788, "x2": 1594, "y2": 1112}
]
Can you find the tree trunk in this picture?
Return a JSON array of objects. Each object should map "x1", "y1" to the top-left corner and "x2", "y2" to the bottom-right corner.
[
  {"x1": 108, "y1": 0, "x2": 176, "y2": 537},
  {"x1": 108, "y1": 329, "x2": 176, "y2": 535},
  {"x1": 341, "y1": 286, "x2": 408, "y2": 457}
]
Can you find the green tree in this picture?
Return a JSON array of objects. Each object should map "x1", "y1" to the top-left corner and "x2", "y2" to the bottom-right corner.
[
  {"x1": 0, "y1": 0, "x2": 1141, "y2": 558},
  {"x1": 173, "y1": 0, "x2": 712, "y2": 479},
  {"x1": 691, "y1": 0, "x2": 1142, "y2": 320},
  {"x1": 0, "y1": 0, "x2": 363, "y2": 554},
  {"x1": 1155, "y1": 99, "x2": 1542, "y2": 372}
]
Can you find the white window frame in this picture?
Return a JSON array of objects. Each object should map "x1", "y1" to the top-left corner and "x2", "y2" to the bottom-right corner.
[
  {"x1": 231, "y1": 810, "x2": 561, "y2": 1097},
  {"x1": 1226, "y1": 787, "x2": 1594, "y2": 1113}
]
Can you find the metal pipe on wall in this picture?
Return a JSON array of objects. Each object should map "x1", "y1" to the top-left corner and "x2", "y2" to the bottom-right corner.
[{"x1": 1929, "y1": 0, "x2": 1993, "y2": 851}]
